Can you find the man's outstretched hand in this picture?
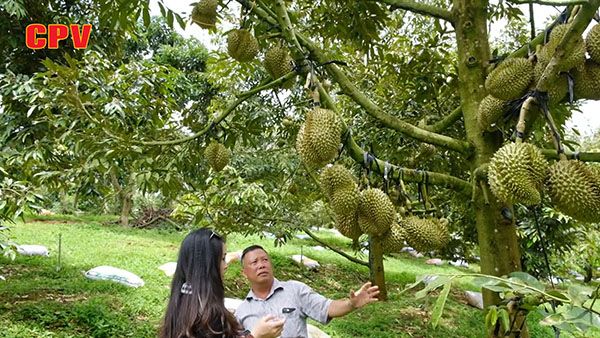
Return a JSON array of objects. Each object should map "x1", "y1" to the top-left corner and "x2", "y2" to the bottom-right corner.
[{"x1": 349, "y1": 282, "x2": 380, "y2": 309}]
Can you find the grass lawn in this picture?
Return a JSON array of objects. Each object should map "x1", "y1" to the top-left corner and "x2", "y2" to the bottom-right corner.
[{"x1": 0, "y1": 215, "x2": 557, "y2": 337}]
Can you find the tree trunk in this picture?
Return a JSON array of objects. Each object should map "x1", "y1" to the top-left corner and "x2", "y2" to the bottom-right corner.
[
  {"x1": 120, "y1": 191, "x2": 133, "y2": 227},
  {"x1": 369, "y1": 236, "x2": 387, "y2": 301},
  {"x1": 584, "y1": 263, "x2": 593, "y2": 283},
  {"x1": 110, "y1": 168, "x2": 133, "y2": 227},
  {"x1": 453, "y1": 1, "x2": 525, "y2": 336}
]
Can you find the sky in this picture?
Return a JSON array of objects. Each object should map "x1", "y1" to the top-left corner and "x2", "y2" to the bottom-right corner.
[{"x1": 152, "y1": 0, "x2": 600, "y2": 138}]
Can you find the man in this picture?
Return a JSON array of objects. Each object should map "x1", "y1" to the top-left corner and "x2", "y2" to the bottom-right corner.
[{"x1": 236, "y1": 245, "x2": 380, "y2": 338}]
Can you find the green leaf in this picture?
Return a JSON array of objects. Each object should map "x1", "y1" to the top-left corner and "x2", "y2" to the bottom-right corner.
[
  {"x1": 142, "y1": 6, "x2": 150, "y2": 26},
  {"x1": 568, "y1": 285, "x2": 592, "y2": 307},
  {"x1": 415, "y1": 275, "x2": 449, "y2": 299},
  {"x1": 508, "y1": 271, "x2": 545, "y2": 291},
  {"x1": 166, "y1": 10, "x2": 174, "y2": 29},
  {"x1": 498, "y1": 308, "x2": 510, "y2": 332},
  {"x1": 430, "y1": 280, "x2": 451, "y2": 328},
  {"x1": 157, "y1": 1, "x2": 166, "y2": 18},
  {"x1": 482, "y1": 283, "x2": 512, "y2": 293},
  {"x1": 485, "y1": 306, "x2": 498, "y2": 329},
  {"x1": 175, "y1": 13, "x2": 186, "y2": 30},
  {"x1": 546, "y1": 290, "x2": 570, "y2": 303}
]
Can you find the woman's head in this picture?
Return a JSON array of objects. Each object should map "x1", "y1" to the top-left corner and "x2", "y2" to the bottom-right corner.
[
  {"x1": 160, "y1": 228, "x2": 239, "y2": 338},
  {"x1": 176, "y1": 228, "x2": 228, "y2": 284}
]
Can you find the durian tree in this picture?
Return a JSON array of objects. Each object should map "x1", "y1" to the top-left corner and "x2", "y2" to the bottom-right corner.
[{"x1": 184, "y1": 0, "x2": 600, "y2": 336}]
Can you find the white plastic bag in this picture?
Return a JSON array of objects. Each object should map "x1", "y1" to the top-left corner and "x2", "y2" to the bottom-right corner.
[
  {"x1": 84, "y1": 266, "x2": 144, "y2": 288},
  {"x1": 17, "y1": 245, "x2": 49, "y2": 257}
]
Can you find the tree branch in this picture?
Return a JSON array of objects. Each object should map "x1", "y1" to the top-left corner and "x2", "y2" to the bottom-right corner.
[
  {"x1": 541, "y1": 149, "x2": 600, "y2": 162},
  {"x1": 536, "y1": 0, "x2": 600, "y2": 94},
  {"x1": 368, "y1": 0, "x2": 454, "y2": 22},
  {"x1": 421, "y1": 107, "x2": 463, "y2": 133},
  {"x1": 132, "y1": 72, "x2": 296, "y2": 146},
  {"x1": 316, "y1": 82, "x2": 473, "y2": 196},
  {"x1": 304, "y1": 229, "x2": 369, "y2": 266},
  {"x1": 508, "y1": 0, "x2": 587, "y2": 5},
  {"x1": 298, "y1": 35, "x2": 472, "y2": 154},
  {"x1": 344, "y1": 133, "x2": 473, "y2": 195},
  {"x1": 510, "y1": 14, "x2": 565, "y2": 59},
  {"x1": 242, "y1": 0, "x2": 472, "y2": 155}
]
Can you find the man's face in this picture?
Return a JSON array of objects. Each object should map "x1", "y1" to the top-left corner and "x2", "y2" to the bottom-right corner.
[{"x1": 242, "y1": 248, "x2": 274, "y2": 285}]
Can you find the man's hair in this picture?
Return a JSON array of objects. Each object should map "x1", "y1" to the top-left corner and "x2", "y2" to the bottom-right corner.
[{"x1": 241, "y1": 245, "x2": 267, "y2": 265}]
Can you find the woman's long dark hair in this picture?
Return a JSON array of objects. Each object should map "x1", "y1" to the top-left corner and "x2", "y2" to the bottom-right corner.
[{"x1": 160, "y1": 228, "x2": 240, "y2": 338}]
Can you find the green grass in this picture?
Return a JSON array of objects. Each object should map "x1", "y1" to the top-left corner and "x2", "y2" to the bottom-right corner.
[{"x1": 0, "y1": 215, "x2": 556, "y2": 337}]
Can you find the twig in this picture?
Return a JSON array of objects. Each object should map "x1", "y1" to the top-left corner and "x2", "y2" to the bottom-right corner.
[{"x1": 304, "y1": 229, "x2": 369, "y2": 266}]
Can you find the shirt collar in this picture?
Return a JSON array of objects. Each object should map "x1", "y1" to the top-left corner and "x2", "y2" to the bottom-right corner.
[{"x1": 245, "y1": 278, "x2": 283, "y2": 301}]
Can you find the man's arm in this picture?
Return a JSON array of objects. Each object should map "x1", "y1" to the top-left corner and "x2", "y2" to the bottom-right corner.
[{"x1": 327, "y1": 282, "x2": 380, "y2": 318}]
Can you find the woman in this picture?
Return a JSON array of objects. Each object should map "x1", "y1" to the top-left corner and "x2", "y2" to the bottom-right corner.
[{"x1": 160, "y1": 228, "x2": 284, "y2": 338}]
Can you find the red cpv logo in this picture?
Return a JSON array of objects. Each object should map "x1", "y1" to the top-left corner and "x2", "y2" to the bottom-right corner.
[{"x1": 26, "y1": 24, "x2": 92, "y2": 49}]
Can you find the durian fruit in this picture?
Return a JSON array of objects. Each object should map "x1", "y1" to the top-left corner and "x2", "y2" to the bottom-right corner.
[
  {"x1": 331, "y1": 187, "x2": 362, "y2": 240},
  {"x1": 488, "y1": 143, "x2": 549, "y2": 206},
  {"x1": 485, "y1": 58, "x2": 533, "y2": 100},
  {"x1": 296, "y1": 108, "x2": 342, "y2": 169},
  {"x1": 382, "y1": 215, "x2": 406, "y2": 253},
  {"x1": 227, "y1": 29, "x2": 259, "y2": 62},
  {"x1": 334, "y1": 212, "x2": 362, "y2": 240},
  {"x1": 319, "y1": 165, "x2": 356, "y2": 198},
  {"x1": 357, "y1": 188, "x2": 395, "y2": 237},
  {"x1": 264, "y1": 46, "x2": 294, "y2": 88},
  {"x1": 573, "y1": 60, "x2": 600, "y2": 100},
  {"x1": 204, "y1": 141, "x2": 230, "y2": 171},
  {"x1": 402, "y1": 216, "x2": 450, "y2": 252},
  {"x1": 546, "y1": 159, "x2": 600, "y2": 223},
  {"x1": 191, "y1": 0, "x2": 218, "y2": 29},
  {"x1": 533, "y1": 61, "x2": 568, "y2": 105},
  {"x1": 477, "y1": 95, "x2": 509, "y2": 131},
  {"x1": 319, "y1": 165, "x2": 362, "y2": 240},
  {"x1": 538, "y1": 24, "x2": 585, "y2": 72},
  {"x1": 586, "y1": 24, "x2": 600, "y2": 64}
]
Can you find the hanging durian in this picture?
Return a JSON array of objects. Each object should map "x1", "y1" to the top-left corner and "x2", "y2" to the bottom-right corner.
[
  {"x1": 533, "y1": 61, "x2": 568, "y2": 105},
  {"x1": 296, "y1": 108, "x2": 342, "y2": 169},
  {"x1": 485, "y1": 58, "x2": 533, "y2": 100},
  {"x1": 538, "y1": 24, "x2": 585, "y2": 72},
  {"x1": 357, "y1": 188, "x2": 395, "y2": 237},
  {"x1": 477, "y1": 95, "x2": 509, "y2": 131},
  {"x1": 382, "y1": 216, "x2": 406, "y2": 254},
  {"x1": 586, "y1": 24, "x2": 600, "y2": 64},
  {"x1": 227, "y1": 29, "x2": 259, "y2": 62},
  {"x1": 191, "y1": 0, "x2": 218, "y2": 29},
  {"x1": 264, "y1": 46, "x2": 294, "y2": 88},
  {"x1": 573, "y1": 60, "x2": 600, "y2": 100},
  {"x1": 319, "y1": 165, "x2": 357, "y2": 198},
  {"x1": 204, "y1": 140, "x2": 230, "y2": 171},
  {"x1": 488, "y1": 143, "x2": 548, "y2": 206},
  {"x1": 401, "y1": 216, "x2": 450, "y2": 253},
  {"x1": 547, "y1": 159, "x2": 600, "y2": 223}
]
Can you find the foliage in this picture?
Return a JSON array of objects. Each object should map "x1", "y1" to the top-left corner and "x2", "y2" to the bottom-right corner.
[{"x1": 406, "y1": 271, "x2": 600, "y2": 337}]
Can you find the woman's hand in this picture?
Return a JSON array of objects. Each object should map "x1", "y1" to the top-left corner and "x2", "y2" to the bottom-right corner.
[{"x1": 250, "y1": 314, "x2": 285, "y2": 338}]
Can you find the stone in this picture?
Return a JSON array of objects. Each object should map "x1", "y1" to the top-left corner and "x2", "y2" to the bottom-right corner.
[
  {"x1": 426, "y1": 258, "x2": 443, "y2": 265},
  {"x1": 295, "y1": 234, "x2": 310, "y2": 240},
  {"x1": 311, "y1": 246, "x2": 325, "y2": 251}
]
